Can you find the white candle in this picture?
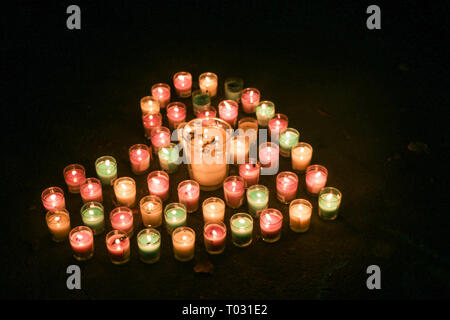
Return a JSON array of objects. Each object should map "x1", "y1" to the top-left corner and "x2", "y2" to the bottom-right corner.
[
  {"x1": 291, "y1": 142, "x2": 313, "y2": 171},
  {"x1": 289, "y1": 199, "x2": 312, "y2": 233},
  {"x1": 114, "y1": 177, "x2": 136, "y2": 207},
  {"x1": 172, "y1": 227, "x2": 195, "y2": 261},
  {"x1": 202, "y1": 197, "x2": 225, "y2": 223},
  {"x1": 199, "y1": 72, "x2": 218, "y2": 97}
]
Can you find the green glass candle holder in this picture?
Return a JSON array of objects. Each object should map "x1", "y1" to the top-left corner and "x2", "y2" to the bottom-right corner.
[
  {"x1": 224, "y1": 77, "x2": 244, "y2": 101},
  {"x1": 318, "y1": 187, "x2": 342, "y2": 220},
  {"x1": 192, "y1": 89, "x2": 211, "y2": 115},
  {"x1": 279, "y1": 128, "x2": 300, "y2": 157},
  {"x1": 164, "y1": 202, "x2": 187, "y2": 234},
  {"x1": 95, "y1": 156, "x2": 117, "y2": 186},
  {"x1": 246, "y1": 184, "x2": 269, "y2": 217},
  {"x1": 80, "y1": 201, "x2": 105, "y2": 235},
  {"x1": 158, "y1": 143, "x2": 180, "y2": 174},
  {"x1": 255, "y1": 101, "x2": 275, "y2": 127},
  {"x1": 230, "y1": 213, "x2": 253, "y2": 247},
  {"x1": 137, "y1": 228, "x2": 161, "y2": 264}
]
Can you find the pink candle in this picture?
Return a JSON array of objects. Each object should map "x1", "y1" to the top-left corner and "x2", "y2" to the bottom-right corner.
[
  {"x1": 276, "y1": 171, "x2": 298, "y2": 203},
  {"x1": 166, "y1": 102, "x2": 187, "y2": 129},
  {"x1": 80, "y1": 178, "x2": 103, "y2": 203},
  {"x1": 241, "y1": 88, "x2": 260, "y2": 113},
  {"x1": 203, "y1": 222, "x2": 227, "y2": 254},
  {"x1": 305, "y1": 165, "x2": 328, "y2": 195},
  {"x1": 142, "y1": 113, "x2": 162, "y2": 137},
  {"x1": 147, "y1": 171, "x2": 170, "y2": 201},
  {"x1": 106, "y1": 231, "x2": 131, "y2": 264},
  {"x1": 150, "y1": 126, "x2": 171, "y2": 151},
  {"x1": 268, "y1": 113, "x2": 288, "y2": 136},
  {"x1": 41, "y1": 187, "x2": 65, "y2": 211},
  {"x1": 223, "y1": 176, "x2": 245, "y2": 209},
  {"x1": 197, "y1": 107, "x2": 217, "y2": 119},
  {"x1": 239, "y1": 161, "x2": 260, "y2": 187},
  {"x1": 177, "y1": 180, "x2": 200, "y2": 213},
  {"x1": 173, "y1": 72, "x2": 192, "y2": 97},
  {"x1": 218, "y1": 100, "x2": 239, "y2": 127},
  {"x1": 129, "y1": 144, "x2": 151, "y2": 174},
  {"x1": 63, "y1": 164, "x2": 86, "y2": 193},
  {"x1": 110, "y1": 207, "x2": 134, "y2": 237},
  {"x1": 260, "y1": 209, "x2": 283, "y2": 242},
  {"x1": 151, "y1": 83, "x2": 171, "y2": 108},
  {"x1": 69, "y1": 226, "x2": 94, "y2": 260},
  {"x1": 258, "y1": 142, "x2": 279, "y2": 168}
]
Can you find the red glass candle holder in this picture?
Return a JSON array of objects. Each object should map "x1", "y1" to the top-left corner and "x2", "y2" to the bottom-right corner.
[
  {"x1": 305, "y1": 164, "x2": 328, "y2": 195},
  {"x1": 41, "y1": 186, "x2": 65, "y2": 211},
  {"x1": 129, "y1": 144, "x2": 151, "y2": 175},
  {"x1": 218, "y1": 100, "x2": 239, "y2": 127},
  {"x1": 260, "y1": 208, "x2": 283, "y2": 243},
  {"x1": 177, "y1": 180, "x2": 200, "y2": 213},
  {"x1": 204, "y1": 221, "x2": 227, "y2": 254},
  {"x1": 241, "y1": 88, "x2": 260, "y2": 113},
  {"x1": 276, "y1": 171, "x2": 298, "y2": 204},
  {"x1": 223, "y1": 176, "x2": 245, "y2": 209},
  {"x1": 80, "y1": 177, "x2": 103, "y2": 203},
  {"x1": 239, "y1": 159, "x2": 261, "y2": 187},
  {"x1": 150, "y1": 126, "x2": 171, "y2": 152},
  {"x1": 110, "y1": 207, "x2": 134, "y2": 237},
  {"x1": 147, "y1": 170, "x2": 170, "y2": 201},
  {"x1": 173, "y1": 71, "x2": 192, "y2": 97},
  {"x1": 63, "y1": 164, "x2": 86, "y2": 193},
  {"x1": 167, "y1": 102, "x2": 187, "y2": 129},
  {"x1": 142, "y1": 113, "x2": 162, "y2": 138},
  {"x1": 106, "y1": 230, "x2": 130, "y2": 265},
  {"x1": 69, "y1": 226, "x2": 94, "y2": 261},
  {"x1": 151, "y1": 83, "x2": 171, "y2": 108},
  {"x1": 268, "y1": 113, "x2": 288, "y2": 137}
]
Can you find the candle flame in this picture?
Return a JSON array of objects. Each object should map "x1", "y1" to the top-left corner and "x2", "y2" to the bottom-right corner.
[
  {"x1": 315, "y1": 172, "x2": 321, "y2": 178},
  {"x1": 105, "y1": 159, "x2": 110, "y2": 166},
  {"x1": 152, "y1": 178, "x2": 160, "y2": 185},
  {"x1": 89, "y1": 209, "x2": 94, "y2": 216},
  {"x1": 50, "y1": 194, "x2": 56, "y2": 201},
  {"x1": 115, "y1": 239, "x2": 121, "y2": 245},
  {"x1": 326, "y1": 193, "x2": 333, "y2": 200},
  {"x1": 146, "y1": 202, "x2": 154, "y2": 210},
  {"x1": 88, "y1": 183, "x2": 93, "y2": 189},
  {"x1": 300, "y1": 147, "x2": 304, "y2": 153},
  {"x1": 77, "y1": 234, "x2": 83, "y2": 241},
  {"x1": 182, "y1": 235, "x2": 187, "y2": 241},
  {"x1": 212, "y1": 230, "x2": 217, "y2": 238},
  {"x1": 55, "y1": 216, "x2": 60, "y2": 222},
  {"x1": 137, "y1": 149, "x2": 141, "y2": 156},
  {"x1": 120, "y1": 214, "x2": 125, "y2": 220},
  {"x1": 146, "y1": 235, "x2": 152, "y2": 242},
  {"x1": 239, "y1": 218, "x2": 245, "y2": 224},
  {"x1": 71, "y1": 170, "x2": 77, "y2": 176}
]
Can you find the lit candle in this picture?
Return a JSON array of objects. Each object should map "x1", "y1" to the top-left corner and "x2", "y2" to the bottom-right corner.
[
  {"x1": 279, "y1": 128, "x2": 300, "y2": 157},
  {"x1": 95, "y1": 156, "x2": 117, "y2": 186},
  {"x1": 238, "y1": 117, "x2": 258, "y2": 133},
  {"x1": 69, "y1": 226, "x2": 94, "y2": 261},
  {"x1": 147, "y1": 170, "x2": 170, "y2": 201},
  {"x1": 318, "y1": 187, "x2": 342, "y2": 220},
  {"x1": 140, "y1": 96, "x2": 160, "y2": 115},
  {"x1": 46, "y1": 209, "x2": 71, "y2": 242},
  {"x1": 164, "y1": 202, "x2": 187, "y2": 234},
  {"x1": 246, "y1": 184, "x2": 269, "y2": 217},
  {"x1": 199, "y1": 72, "x2": 218, "y2": 97},
  {"x1": 260, "y1": 209, "x2": 283, "y2": 243},
  {"x1": 241, "y1": 88, "x2": 260, "y2": 114},
  {"x1": 255, "y1": 101, "x2": 275, "y2": 126},
  {"x1": 218, "y1": 100, "x2": 239, "y2": 127},
  {"x1": 167, "y1": 102, "x2": 187, "y2": 129},
  {"x1": 113, "y1": 177, "x2": 136, "y2": 207},
  {"x1": 203, "y1": 222, "x2": 227, "y2": 254},
  {"x1": 305, "y1": 165, "x2": 328, "y2": 195},
  {"x1": 202, "y1": 197, "x2": 226, "y2": 223},
  {"x1": 289, "y1": 199, "x2": 312, "y2": 233},
  {"x1": 110, "y1": 207, "x2": 134, "y2": 237},
  {"x1": 223, "y1": 176, "x2": 245, "y2": 209},
  {"x1": 224, "y1": 77, "x2": 244, "y2": 101},
  {"x1": 177, "y1": 180, "x2": 200, "y2": 213},
  {"x1": 197, "y1": 106, "x2": 217, "y2": 119},
  {"x1": 158, "y1": 143, "x2": 180, "y2": 173},
  {"x1": 142, "y1": 113, "x2": 162, "y2": 138},
  {"x1": 80, "y1": 201, "x2": 105, "y2": 235},
  {"x1": 150, "y1": 126, "x2": 171, "y2": 151},
  {"x1": 258, "y1": 142, "x2": 279, "y2": 169},
  {"x1": 151, "y1": 83, "x2": 171, "y2": 108},
  {"x1": 276, "y1": 171, "x2": 299, "y2": 204},
  {"x1": 137, "y1": 228, "x2": 161, "y2": 264},
  {"x1": 268, "y1": 113, "x2": 288, "y2": 137},
  {"x1": 238, "y1": 160, "x2": 260, "y2": 187},
  {"x1": 192, "y1": 89, "x2": 211, "y2": 115},
  {"x1": 229, "y1": 213, "x2": 253, "y2": 247},
  {"x1": 63, "y1": 164, "x2": 86, "y2": 193},
  {"x1": 139, "y1": 195, "x2": 163, "y2": 227},
  {"x1": 129, "y1": 144, "x2": 151, "y2": 175},
  {"x1": 173, "y1": 71, "x2": 192, "y2": 97},
  {"x1": 41, "y1": 187, "x2": 65, "y2": 211},
  {"x1": 80, "y1": 178, "x2": 103, "y2": 203},
  {"x1": 172, "y1": 226, "x2": 195, "y2": 262},
  {"x1": 291, "y1": 142, "x2": 313, "y2": 172},
  {"x1": 229, "y1": 135, "x2": 249, "y2": 164},
  {"x1": 106, "y1": 230, "x2": 130, "y2": 265}
]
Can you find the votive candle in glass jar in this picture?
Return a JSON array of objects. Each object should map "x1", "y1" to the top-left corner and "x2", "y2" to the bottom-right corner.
[
  {"x1": 199, "y1": 72, "x2": 218, "y2": 97},
  {"x1": 41, "y1": 187, "x2": 65, "y2": 211},
  {"x1": 260, "y1": 208, "x2": 283, "y2": 243},
  {"x1": 279, "y1": 128, "x2": 300, "y2": 157},
  {"x1": 192, "y1": 89, "x2": 211, "y2": 115},
  {"x1": 259, "y1": 142, "x2": 279, "y2": 169},
  {"x1": 224, "y1": 77, "x2": 244, "y2": 101},
  {"x1": 238, "y1": 117, "x2": 258, "y2": 133},
  {"x1": 106, "y1": 230, "x2": 130, "y2": 265},
  {"x1": 151, "y1": 83, "x2": 171, "y2": 108},
  {"x1": 305, "y1": 165, "x2": 328, "y2": 195},
  {"x1": 204, "y1": 221, "x2": 227, "y2": 254},
  {"x1": 289, "y1": 199, "x2": 312, "y2": 233},
  {"x1": 167, "y1": 102, "x2": 187, "y2": 129},
  {"x1": 147, "y1": 170, "x2": 170, "y2": 201},
  {"x1": 239, "y1": 160, "x2": 260, "y2": 187},
  {"x1": 173, "y1": 71, "x2": 192, "y2": 98},
  {"x1": 137, "y1": 228, "x2": 161, "y2": 264},
  {"x1": 63, "y1": 164, "x2": 86, "y2": 193},
  {"x1": 229, "y1": 135, "x2": 250, "y2": 164},
  {"x1": 268, "y1": 113, "x2": 288, "y2": 137},
  {"x1": 177, "y1": 180, "x2": 200, "y2": 213},
  {"x1": 202, "y1": 197, "x2": 226, "y2": 223},
  {"x1": 95, "y1": 156, "x2": 117, "y2": 186},
  {"x1": 218, "y1": 100, "x2": 239, "y2": 127},
  {"x1": 158, "y1": 143, "x2": 180, "y2": 174},
  {"x1": 80, "y1": 201, "x2": 105, "y2": 235},
  {"x1": 172, "y1": 226, "x2": 195, "y2": 262},
  {"x1": 110, "y1": 207, "x2": 134, "y2": 237},
  {"x1": 230, "y1": 213, "x2": 253, "y2": 247},
  {"x1": 223, "y1": 176, "x2": 245, "y2": 209},
  {"x1": 197, "y1": 106, "x2": 217, "y2": 119},
  {"x1": 255, "y1": 101, "x2": 275, "y2": 127},
  {"x1": 113, "y1": 177, "x2": 136, "y2": 207},
  {"x1": 80, "y1": 178, "x2": 103, "y2": 203},
  {"x1": 140, "y1": 96, "x2": 160, "y2": 115},
  {"x1": 142, "y1": 113, "x2": 162, "y2": 138},
  {"x1": 46, "y1": 209, "x2": 71, "y2": 242},
  {"x1": 139, "y1": 195, "x2": 163, "y2": 227},
  {"x1": 164, "y1": 202, "x2": 187, "y2": 234},
  {"x1": 150, "y1": 126, "x2": 171, "y2": 151},
  {"x1": 129, "y1": 144, "x2": 151, "y2": 175},
  {"x1": 276, "y1": 171, "x2": 298, "y2": 204},
  {"x1": 241, "y1": 88, "x2": 260, "y2": 113},
  {"x1": 69, "y1": 226, "x2": 94, "y2": 261},
  {"x1": 318, "y1": 187, "x2": 342, "y2": 220},
  {"x1": 291, "y1": 142, "x2": 313, "y2": 172},
  {"x1": 246, "y1": 184, "x2": 269, "y2": 217}
]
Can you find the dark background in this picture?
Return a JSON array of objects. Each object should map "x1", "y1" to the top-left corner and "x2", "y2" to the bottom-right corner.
[{"x1": 2, "y1": 1, "x2": 449, "y2": 300}]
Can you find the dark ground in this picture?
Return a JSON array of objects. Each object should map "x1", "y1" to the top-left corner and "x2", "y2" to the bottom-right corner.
[{"x1": 2, "y1": 1, "x2": 449, "y2": 300}]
